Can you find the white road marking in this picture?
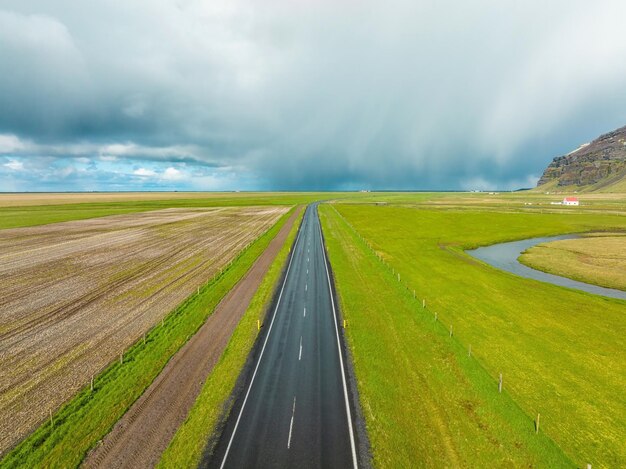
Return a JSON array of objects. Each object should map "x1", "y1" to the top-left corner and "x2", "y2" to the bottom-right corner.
[
  {"x1": 299, "y1": 336, "x2": 303, "y2": 361},
  {"x1": 317, "y1": 213, "x2": 359, "y2": 469},
  {"x1": 305, "y1": 283, "x2": 307, "y2": 292},
  {"x1": 303, "y1": 307, "x2": 306, "y2": 318},
  {"x1": 287, "y1": 396, "x2": 296, "y2": 449},
  {"x1": 219, "y1": 212, "x2": 305, "y2": 469}
]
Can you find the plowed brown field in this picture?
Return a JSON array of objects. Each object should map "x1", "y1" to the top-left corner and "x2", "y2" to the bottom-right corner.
[{"x1": 0, "y1": 206, "x2": 287, "y2": 454}]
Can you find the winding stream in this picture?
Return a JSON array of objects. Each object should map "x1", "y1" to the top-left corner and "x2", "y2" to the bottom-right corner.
[{"x1": 466, "y1": 234, "x2": 626, "y2": 301}]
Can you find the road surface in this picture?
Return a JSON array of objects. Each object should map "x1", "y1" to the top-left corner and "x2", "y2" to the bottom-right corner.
[{"x1": 207, "y1": 203, "x2": 358, "y2": 469}]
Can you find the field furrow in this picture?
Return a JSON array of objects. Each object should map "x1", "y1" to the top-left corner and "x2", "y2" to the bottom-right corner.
[{"x1": 0, "y1": 206, "x2": 287, "y2": 455}]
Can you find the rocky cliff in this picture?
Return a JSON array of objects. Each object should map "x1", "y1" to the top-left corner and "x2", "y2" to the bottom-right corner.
[{"x1": 537, "y1": 125, "x2": 626, "y2": 189}]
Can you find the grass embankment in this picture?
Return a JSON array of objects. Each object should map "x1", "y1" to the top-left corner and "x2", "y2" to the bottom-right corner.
[
  {"x1": 320, "y1": 205, "x2": 572, "y2": 467},
  {"x1": 519, "y1": 234, "x2": 626, "y2": 291},
  {"x1": 327, "y1": 203, "x2": 626, "y2": 468},
  {"x1": 0, "y1": 208, "x2": 295, "y2": 469},
  {"x1": 158, "y1": 209, "x2": 304, "y2": 468},
  {"x1": 0, "y1": 193, "x2": 357, "y2": 230}
]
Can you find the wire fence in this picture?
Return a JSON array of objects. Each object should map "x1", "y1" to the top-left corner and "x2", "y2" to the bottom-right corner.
[{"x1": 327, "y1": 204, "x2": 550, "y2": 440}]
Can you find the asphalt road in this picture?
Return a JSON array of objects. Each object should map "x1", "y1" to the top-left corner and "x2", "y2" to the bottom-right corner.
[{"x1": 206, "y1": 203, "x2": 358, "y2": 469}]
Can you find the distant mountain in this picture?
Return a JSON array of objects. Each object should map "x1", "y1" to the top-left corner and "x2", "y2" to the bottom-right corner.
[{"x1": 536, "y1": 125, "x2": 626, "y2": 192}]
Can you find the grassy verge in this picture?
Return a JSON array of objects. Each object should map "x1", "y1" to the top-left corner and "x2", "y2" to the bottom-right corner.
[
  {"x1": 320, "y1": 205, "x2": 572, "y2": 467},
  {"x1": 158, "y1": 208, "x2": 304, "y2": 468},
  {"x1": 519, "y1": 234, "x2": 626, "y2": 291},
  {"x1": 329, "y1": 203, "x2": 626, "y2": 467},
  {"x1": 0, "y1": 208, "x2": 295, "y2": 469}
]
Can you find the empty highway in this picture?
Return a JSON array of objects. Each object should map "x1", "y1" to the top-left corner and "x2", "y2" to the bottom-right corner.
[{"x1": 206, "y1": 203, "x2": 359, "y2": 469}]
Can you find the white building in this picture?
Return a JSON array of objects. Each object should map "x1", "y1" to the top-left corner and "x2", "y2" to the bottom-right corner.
[{"x1": 563, "y1": 197, "x2": 579, "y2": 206}]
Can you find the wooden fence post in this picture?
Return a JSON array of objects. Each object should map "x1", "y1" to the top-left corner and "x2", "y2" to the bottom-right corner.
[{"x1": 499, "y1": 373, "x2": 503, "y2": 393}]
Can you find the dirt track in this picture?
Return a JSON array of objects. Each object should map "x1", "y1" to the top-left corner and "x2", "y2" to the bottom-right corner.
[
  {"x1": 82, "y1": 206, "x2": 302, "y2": 469},
  {"x1": 0, "y1": 207, "x2": 286, "y2": 454}
]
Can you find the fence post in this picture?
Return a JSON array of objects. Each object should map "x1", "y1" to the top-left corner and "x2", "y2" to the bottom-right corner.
[
  {"x1": 536, "y1": 413, "x2": 540, "y2": 434},
  {"x1": 90, "y1": 375, "x2": 94, "y2": 392},
  {"x1": 449, "y1": 325, "x2": 453, "y2": 337},
  {"x1": 499, "y1": 373, "x2": 503, "y2": 393}
]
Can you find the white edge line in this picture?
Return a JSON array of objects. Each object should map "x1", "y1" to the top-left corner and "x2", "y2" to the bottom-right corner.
[
  {"x1": 316, "y1": 206, "x2": 359, "y2": 469},
  {"x1": 219, "y1": 207, "x2": 306, "y2": 469}
]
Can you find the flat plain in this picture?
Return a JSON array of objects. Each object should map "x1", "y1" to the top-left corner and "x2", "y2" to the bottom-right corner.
[
  {"x1": 519, "y1": 233, "x2": 626, "y2": 291},
  {"x1": 2, "y1": 191, "x2": 625, "y2": 469},
  {"x1": 0, "y1": 206, "x2": 286, "y2": 454},
  {"x1": 321, "y1": 196, "x2": 626, "y2": 467}
]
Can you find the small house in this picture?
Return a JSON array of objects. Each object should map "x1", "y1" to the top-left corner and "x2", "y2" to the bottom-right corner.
[{"x1": 563, "y1": 197, "x2": 579, "y2": 206}]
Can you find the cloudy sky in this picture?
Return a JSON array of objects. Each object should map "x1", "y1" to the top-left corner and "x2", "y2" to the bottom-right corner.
[{"x1": 1, "y1": 0, "x2": 625, "y2": 191}]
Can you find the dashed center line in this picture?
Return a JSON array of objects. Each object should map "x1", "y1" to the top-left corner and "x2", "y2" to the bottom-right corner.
[
  {"x1": 305, "y1": 283, "x2": 307, "y2": 292},
  {"x1": 299, "y1": 336, "x2": 303, "y2": 361},
  {"x1": 303, "y1": 307, "x2": 306, "y2": 318},
  {"x1": 287, "y1": 396, "x2": 296, "y2": 449}
]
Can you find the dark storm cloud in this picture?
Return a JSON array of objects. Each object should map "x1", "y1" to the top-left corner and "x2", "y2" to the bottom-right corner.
[{"x1": 1, "y1": 0, "x2": 626, "y2": 191}]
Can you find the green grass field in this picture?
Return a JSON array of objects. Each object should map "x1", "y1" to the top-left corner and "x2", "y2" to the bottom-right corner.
[
  {"x1": 320, "y1": 205, "x2": 572, "y2": 467},
  {"x1": 0, "y1": 208, "x2": 294, "y2": 469},
  {"x1": 321, "y1": 202, "x2": 626, "y2": 468},
  {"x1": 158, "y1": 209, "x2": 304, "y2": 468}
]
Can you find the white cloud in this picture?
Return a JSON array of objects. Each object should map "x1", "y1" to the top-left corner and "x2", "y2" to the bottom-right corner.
[
  {"x1": 0, "y1": 134, "x2": 28, "y2": 153},
  {"x1": 133, "y1": 167, "x2": 157, "y2": 177},
  {"x1": 162, "y1": 167, "x2": 184, "y2": 181},
  {"x1": 3, "y1": 159, "x2": 24, "y2": 171}
]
